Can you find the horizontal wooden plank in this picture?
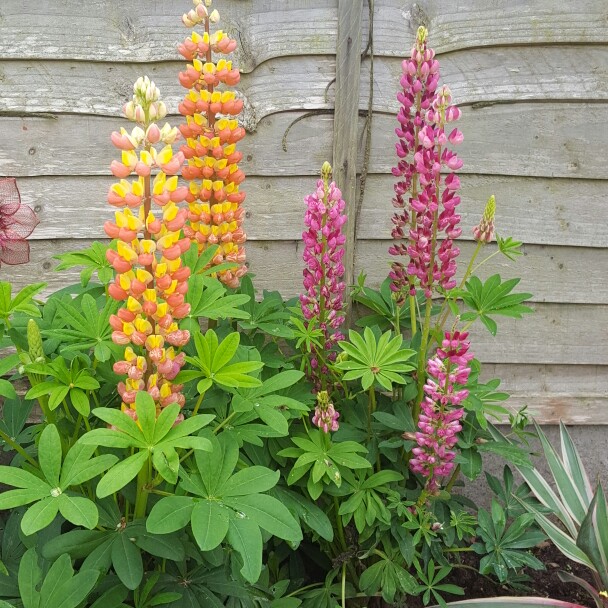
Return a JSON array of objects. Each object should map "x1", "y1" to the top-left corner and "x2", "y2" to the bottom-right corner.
[
  {"x1": 20, "y1": 174, "x2": 607, "y2": 248},
  {"x1": 479, "y1": 363, "x2": 608, "y2": 423},
  {"x1": 1, "y1": 49, "x2": 607, "y2": 122},
  {"x1": 2, "y1": 239, "x2": 608, "y2": 364},
  {"x1": 501, "y1": 395, "x2": 608, "y2": 425},
  {"x1": 0, "y1": 1, "x2": 606, "y2": 65},
  {"x1": 1, "y1": 104, "x2": 607, "y2": 179},
  {"x1": 482, "y1": 363, "x2": 608, "y2": 394}
]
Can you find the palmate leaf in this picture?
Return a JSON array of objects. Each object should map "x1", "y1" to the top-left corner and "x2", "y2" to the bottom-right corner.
[
  {"x1": 54, "y1": 241, "x2": 113, "y2": 287},
  {"x1": 179, "y1": 329, "x2": 263, "y2": 392},
  {"x1": 336, "y1": 327, "x2": 415, "y2": 390},
  {"x1": 147, "y1": 432, "x2": 301, "y2": 583},
  {"x1": 0, "y1": 282, "x2": 46, "y2": 323},
  {"x1": 185, "y1": 275, "x2": 250, "y2": 328},
  {"x1": 43, "y1": 294, "x2": 119, "y2": 361},
  {"x1": 459, "y1": 274, "x2": 533, "y2": 336}
]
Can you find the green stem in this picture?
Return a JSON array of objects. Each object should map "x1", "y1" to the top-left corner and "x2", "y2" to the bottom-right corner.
[
  {"x1": 0, "y1": 429, "x2": 38, "y2": 467},
  {"x1": 367, "y1": 387, "x2": 376, "y2": 440},
  {"x1": 333, "y1": 495, "x2": 347, "y2": 552},
  {"x1": 394, "y1": 302, "x2": 401, "y2": 335},
  {"x1": 413, "y1": 298, "x2": 433, "y2": 421},
  {"x1": 71, "y1": 414, "x2": 82, "y2": 446},
  {"x1": 62, "y1": 400, "x2": 74, "y2": 423},
  {"x1": 133, "y1": 454, "x2": 151, "y2": 519},
  {"x1": 434, "y1": 240, "x2": 484, "y2": 335},
  {"x1": 341, "y1": 563, "x2": 347, "y2": 608},
  {"x1": 214, "y1": 411, "x2": 236, "y2": 434},
  {"x1": 471, "y1": 248, "x2": 501, "y2": 275},
  {"x1": 192, "y1": 391, "x2": 205, "y2": 416},
  {"x1": 285, "y1": 583, "x2": 324, "y2": 598},
  {"x1": 408, "y1": 293, "x2": 417, "y2": 337},
  {"x1": 445, "y1": 464, "x2": 461, "y2": 493}
]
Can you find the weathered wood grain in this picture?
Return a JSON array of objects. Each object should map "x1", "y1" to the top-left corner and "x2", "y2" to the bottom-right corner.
[
  {"x1": 1, "y1": 0, "x2": 606, "y2": 65},
  {"x1": 16, "y1": 174, "x2": 608, "y2": 248},
  {"x1": 481, "y1": 363, "x2": 608, "y2": 395},
  {"x1": 2, "y1": 104, "x2": 606, "y2": 179},
  {"x1": 333, "y1": 0, "x2": 363, "y2": 320},
  {"x1": 1, "y1": 49, "x2": 607, "y2": 122},
  {"x1": 480, "y1": 363, "x2": 608, "y2": 425}
]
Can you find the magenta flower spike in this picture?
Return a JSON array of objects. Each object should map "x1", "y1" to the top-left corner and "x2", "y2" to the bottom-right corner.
[
  {"x1": 0, "y1": 178, "x2": 40, "y2": 267},
  {"x1": 390, "y1": 27, "x2": 464, "y2": 301},
  {"x1": 409, "y1": 330, "x2": 473, "y2": 492},
  {"x1": 312, "y1": 390, "x2": 340, "y2": 434},
  {"x1": 300, "y1": 162, "x2": 347, "y2": 388}
]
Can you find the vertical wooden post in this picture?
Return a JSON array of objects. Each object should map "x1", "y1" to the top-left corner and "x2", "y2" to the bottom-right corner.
[{"x1": 332, "y1": 0, "x2": 363, "y2": 325}]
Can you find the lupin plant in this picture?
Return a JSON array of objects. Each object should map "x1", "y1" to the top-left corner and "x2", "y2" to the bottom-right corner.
[
  {"x1": 105, "y1": 76, "x2": 191, "y2": 422},
  {"x1": 177, "y1": 0, "x2": 247, "y2": 288},
  {"x1": 299, "y1": 161, "x2": 347, "y2": 392}
]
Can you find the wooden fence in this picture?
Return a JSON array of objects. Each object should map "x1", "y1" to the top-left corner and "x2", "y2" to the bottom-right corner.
[{"x1": 0, "y1": 0, "x2": 607, "y2": 423}]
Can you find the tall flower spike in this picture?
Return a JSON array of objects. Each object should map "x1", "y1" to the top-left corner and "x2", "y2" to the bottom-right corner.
[
  {"x1": 300, "y1": 162, "x2": 347, "y2": 390},
  {"x1": 0, "y1": 178, "x2": 40, "y2": 267},
  {"x1": 473, "y1": 195, "x2": 496, "y2": 243},
  {"x1": 409, "y1": 330, "x2": 473, "y2": 493},
  {"x1": 106, "y1": 77, "x2": 191, "y2": 422},
  {"x1": 178, "y1": 0, "x2": 247, "y2": 289},
  {"x1": 390, "y1": 27, "x2": 464, "y2": 301}
]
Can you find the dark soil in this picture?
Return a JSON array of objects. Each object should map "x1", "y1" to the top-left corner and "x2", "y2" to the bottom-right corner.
[{"x1": 406, "y1": 542, "x2": 596, "y2": 607}]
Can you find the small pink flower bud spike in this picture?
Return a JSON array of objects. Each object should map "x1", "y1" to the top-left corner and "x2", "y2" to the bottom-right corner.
[{"x1": 473, "y1": 195, "x2": 496, "y2": 244}]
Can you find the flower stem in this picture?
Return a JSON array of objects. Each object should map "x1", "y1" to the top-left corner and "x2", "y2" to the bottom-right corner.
[
  {"x1": 333, "y1": 495, "x2": 347, "y2": 552},
  {"x1": 444, "y1": 464, "x2": 461, "y2": 492},
  {"x1": 192, "y1": 391, "x2": 205, "y2": 416},
  {"x1": 408, "y1": 294, "x2": 417, "y2": 337},
  {"x1": 134, "y1": 454, "x2": 151, "y2": 519},
  {"x1": 341, "y1": 562, "x2": 347, "y2": 608},
  {"x1": 0, "y1": 429, "x2": 38, "y2": 467},
  {"x1": 413, "y1": 298, "x2": 433, "y2": 421}
]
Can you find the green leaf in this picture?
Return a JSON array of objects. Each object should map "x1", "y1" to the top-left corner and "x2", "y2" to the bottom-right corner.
[
  {"x1": 222, "y1": 467, "x2": 279, "y2": 497},
  {"x1": 191, "y1": 500, "x2": 230, "y2": 551},
  {"x1": 456, "y1": 448, "x2": 482, "y2": 481},
  {"x1": 226, "y1": 514, "x2": 263, "y2": 583},
  {"x1": 226, "y1": 494, "x2": 302, "y2": 542},
  {"x1": 198, "y1": 432, "x2": 239, "y2": 496},
  {"x1": 577, "y1": 489, "x2": 608, "y2": 589},
  {"x1": 0, "y1": 488, "x2": 48, "y2": 509},
  {"x1": 57, "y1": 494, "x2": 98, "y2": 529},
  {"x1": 68, "y1": 388, "x2": 90, "y2": 416},
  {"x1": 18, "y1": 548, "x2": 42, "y2": 608},
  {"x1": 43, "y1": 567, "x2": 98, "y2": 608},
  {"x1": 0, "y1": 466, "x2": 50, "y2": 491},
  {"x1": 135, "y1": 391, "x2": 157, "y2": 443},
  {"x1": 38, "y1": 424, "x2": 62, "y2": 487},
  {"x1": 21, "y1": 498, "x2": 60, "y2": 536},
  {"x1": 96, "y1": 450, "x2": 148, "y2": 498},
  {"x1": 152, "y1": 447, "x2": 179, "y2": 485},
  {"x1": 147, "y1": 496, "x2": 194, "y2": 534},
  {"x1": 111, "y1": 534, "x2": 143, "y2": 590}
]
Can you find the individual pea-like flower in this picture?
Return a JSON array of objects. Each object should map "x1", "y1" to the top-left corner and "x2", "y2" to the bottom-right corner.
[
  {"x1": 300, "y1": 162, "x2": 347, "y2": 389},
  {"x1": 390, "y1": 26, "x2": 464, "y2": 301},
  {"x1": 0, "y1": 178, "x2": 40, "y2": 267},
  {"x1": 312, "y1": 391, "x2": 340, "y2": 434},
  {"x1": 409, "y1": 331, "x2": 473, "y2": 493},
  {"x1": 473, "y1": 195, "x2": 496, "y2": 243},
  {"x1": 178, "y1": 0, "x2": 247, "y2": 288},
  {"x1": 105, "y1": 77, "x2": 191, "y2": 421}
]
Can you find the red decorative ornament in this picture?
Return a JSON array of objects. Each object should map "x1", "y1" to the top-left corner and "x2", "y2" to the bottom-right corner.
[{"x1": 0, "y1": 178, "x2": 40, "y2": 267}]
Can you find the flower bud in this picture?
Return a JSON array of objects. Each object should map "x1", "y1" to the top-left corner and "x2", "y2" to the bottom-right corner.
[
  {"x1": 473, "y1": 195, "x2": 496, "y2": 243},
  {"x1": 209, "y1": 9, "x2": 220, "y2": 23},
  {"x1": 27, "y1": 319, "x2": 44, "y2": 363}
]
